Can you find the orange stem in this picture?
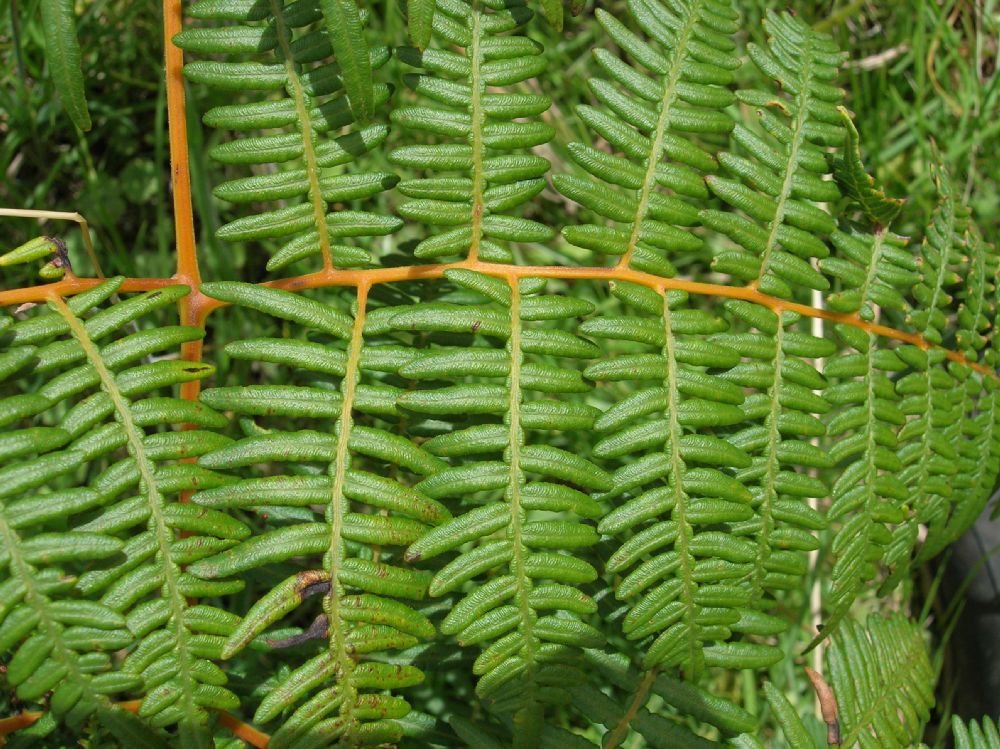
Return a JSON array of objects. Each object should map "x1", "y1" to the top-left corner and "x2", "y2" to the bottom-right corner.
[
  {"x1": 163, "y1": 0, "x2": 199, "y2": 289},
  {"x1": 259, "y1": 259, "x2": 998, "y2": 379},
  {"x1": 164, "y1": 0, "x2": 204, "y2": 402},
  {"x1": 2, "y1": 261, "x2": 995, "y2": 381},
  {"x1": 0, "y1": 277, "x2": 175, "y2": 306},
  {"x1": 0, "y1": 704, "x2": 269, "y2": 748},
  {"x1": 216, "y1": 711, "x2": 271, "y2": 748},
  {"x1": 0, "y1": 712, "x2": 42, "y2": 744}
]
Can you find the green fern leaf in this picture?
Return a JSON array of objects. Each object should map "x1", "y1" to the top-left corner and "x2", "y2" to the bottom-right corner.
[
  {"x1": 174, "y1": 1, "x2": 399, "y2": 273},
  {"x1": 192, "y1": 282, "x2": 444, "y2": 747},
  {"x1": 556, "y1": 0, "x2": 739, "y2": 274},
  {"x1": 703, "y1": 10, "x2": 845, "y2": 298},
  {"x1": 391, "y1": 0, "x2": 555, "y2": 263}
]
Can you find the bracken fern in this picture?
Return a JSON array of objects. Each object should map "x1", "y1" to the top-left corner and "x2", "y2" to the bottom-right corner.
[{"x1": 2, "y1": 0, "x2": 999, "y2": 747}]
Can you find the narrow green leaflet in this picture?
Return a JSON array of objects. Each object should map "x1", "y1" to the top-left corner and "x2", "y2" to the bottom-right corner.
[
  {"x1": 408, "y1": 0, "x2": 435, "y2": 49},
  {"x1": 41, "y1": 0, "x2": 91, "y2": 131},
  {"x1": 320, "y1": 0, "x2": 374, "y2": 121}
]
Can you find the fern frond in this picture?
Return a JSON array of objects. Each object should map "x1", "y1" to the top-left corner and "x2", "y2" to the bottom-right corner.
[
  {"x1": 584, "y1": 282, "x2": 809, "y2": 675},
  {"x1": 703, "y1": 11, "x2": 845, "y2": 299},
  {"x1": 556, "y1": 0, "x2": 739, "y2": 274},
  {"x1": 390, "y1": 0, "x2": 555, "y2": 263},
  {"x1": 388, "y1": 271, "x2": 607, "y2": 747},
  {"x1": 174, "y1": 1, "x2": 400, "y2": 273},
  {"x1": 191, "y1": 282, "x2": 443, "y2": 747},
  {"x1": 952, "y1": 715, "x2": 1000, "y2": 749},
  {"x1": 0, "y1": 279, "x2": 239, "y2": 747},
  {"x1": 759, "y1": 614, "x2": 934, "y2": 749},
  {"x1": 867, "y1": 169, "x2": 1000, "y2": 600}
]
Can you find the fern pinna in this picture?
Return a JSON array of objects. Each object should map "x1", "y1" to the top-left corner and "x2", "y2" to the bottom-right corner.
[
  {"x1": 174, "y1": 0, "x2": 400, "y2": 273},
  {"x1": 391, "y1": 0, "x2": 555, "y2": 264},
  {"x1": 3, "y1": 0, "x2": 1000, "y2": 747},
  {"x1": 0, "y1": 280, "x2": 242, "y2": 747},
  {"x1": 189, "y1": 281, "x2": 444, "y2": 748}
]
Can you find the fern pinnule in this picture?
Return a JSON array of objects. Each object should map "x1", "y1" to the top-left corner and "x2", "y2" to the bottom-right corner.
[
  {"x1": 702, "y1": 11, "x2": 845, "y2": 298},
  {"x1": 174, "y1": 1, "x2": 400, "y2": 274},
  {"x1": 389, "y1": 270, "x2": 607, "y2": 747},
  {"x1": 391, "y1": 0, "x2": 555, "y2": 264},
  {"x1": 952, "y1": 716, "x2": 1000, "y2": 749},
  {"x1": 190, "y1": 282, "x2": 444, "y2": 747},
  {"x1": 555, "y1": 0, "x2": 739, "y2": 275}
]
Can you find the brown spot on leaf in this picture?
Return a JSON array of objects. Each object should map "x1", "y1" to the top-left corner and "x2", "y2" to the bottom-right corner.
[{"x1": 294, "y1": 569, "x2": 331, "y2": 600}]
